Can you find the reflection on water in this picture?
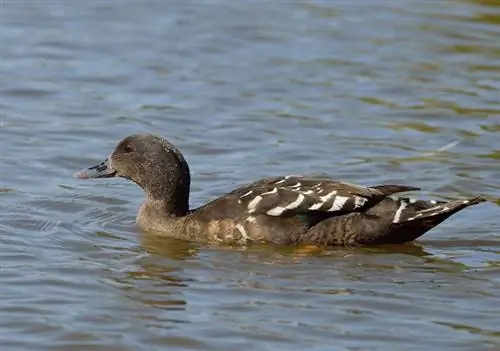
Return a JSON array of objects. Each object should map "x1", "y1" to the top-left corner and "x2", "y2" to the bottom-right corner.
[{"x1": 0, "y1": 0, "x2": 499, "y2": 350}]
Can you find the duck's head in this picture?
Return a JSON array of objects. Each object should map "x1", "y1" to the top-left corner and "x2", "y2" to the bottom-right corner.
[{"x1": 75, "y1": 134, "x2": 190, "y2": 201}]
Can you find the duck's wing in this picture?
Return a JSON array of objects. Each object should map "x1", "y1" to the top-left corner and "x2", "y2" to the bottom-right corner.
[{"x1": 233, "y1": 175, "x2": 420, "y2": 217}]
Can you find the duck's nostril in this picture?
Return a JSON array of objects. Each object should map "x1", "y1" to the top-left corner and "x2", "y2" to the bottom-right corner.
[{"x1": 74, "y1": 158, "x2": 117, "y2": 179}]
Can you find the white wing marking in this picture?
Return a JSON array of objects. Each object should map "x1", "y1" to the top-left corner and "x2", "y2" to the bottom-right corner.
[
  {"x1": 246, "y1": 216, "x2": 257, "y2": 223},
  {"x1": 320, "y1": 190, "x2": 337, "y2": 202},
  {"x1": 407, "y1": 206, "x2": 450, "y2": 221},
  {"x1": 354, "y1": 197, "x2": 368, "y2": 208},
  {"x1": 236, "y1": 224, "x2": 248, "y2": 240},
  {"x1": 329, "y1": 196, "x2": 349, "y2": 212},
  {"x1": 309, "y1": 202, "x2": 323, "y2": 210},
  {"x1": 419, "y1": 204, "x2": 445, "y2": 214},
  {"x1": 393, "y1": 200, "x2": 408, "y2": 223},
  {"x1": 247, "y1": 195, "x2": 263, "y2": 213},
  {"x1": 261, "y1": 187, "x2": 278, "y2": 196},
  {"x1": 241, "y1": 190, "x2": 253, "y2": 198},
  {"x1": 266, "y1": 193, "x2": 306, "y2": 216}
]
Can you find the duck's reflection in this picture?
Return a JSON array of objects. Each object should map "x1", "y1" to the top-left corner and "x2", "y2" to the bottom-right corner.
[
  {"x1": 139, "y1": 232, "x2": 200, "y2": 260},
  {"x1": 105, "y1": 233, "x2": 203, "y2": 314}
]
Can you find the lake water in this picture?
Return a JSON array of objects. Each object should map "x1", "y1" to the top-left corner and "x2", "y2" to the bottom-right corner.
[{"x1": 0, "y1": 1, "x2": 499, "y2": 350}]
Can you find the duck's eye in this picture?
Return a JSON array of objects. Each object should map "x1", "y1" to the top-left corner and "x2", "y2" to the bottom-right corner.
[{"x1": 123, "y1": 144, "x2": 134, "y2": 153}]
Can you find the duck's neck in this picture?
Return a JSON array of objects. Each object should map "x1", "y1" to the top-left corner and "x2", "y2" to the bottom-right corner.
[
  {"x1": 147, "y1": 193, "x2": 189, "y2": 217},
  {"x1": 137, "y1": 195, "x2": 188, "y2": 234},
  {"x1": 143, "y1": 173, "x2": 190, "y2": 217}
]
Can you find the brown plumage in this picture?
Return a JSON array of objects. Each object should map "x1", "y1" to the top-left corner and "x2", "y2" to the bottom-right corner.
[{"x1": 75, "y1": 134, "x2": 487, "y2": 246}]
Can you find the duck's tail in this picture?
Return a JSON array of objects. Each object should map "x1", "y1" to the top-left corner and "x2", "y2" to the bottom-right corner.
[{"x1": 386, "y1": 196, "x2": 487, "y2": 244}]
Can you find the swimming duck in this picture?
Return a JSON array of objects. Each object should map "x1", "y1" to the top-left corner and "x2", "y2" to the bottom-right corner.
[{"x1": 75, "y1": 134, "x2": 486, "y2": 246}]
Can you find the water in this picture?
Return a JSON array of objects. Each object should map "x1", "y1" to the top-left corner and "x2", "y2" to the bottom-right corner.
[{"x1": 0, "y1": 0, "x2": 499, "y2": 350}]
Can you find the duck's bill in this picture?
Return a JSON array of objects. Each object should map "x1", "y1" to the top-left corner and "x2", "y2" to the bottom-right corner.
[{"x1": 74, "y1": 159, "x2": 117, "y2": 179}]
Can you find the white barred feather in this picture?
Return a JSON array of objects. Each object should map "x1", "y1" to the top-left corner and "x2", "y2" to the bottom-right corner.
[
  {"x1": 266, "y1": 193, "x2": 305, "y2": 216},
  {"x1": 329, "y1": 196, "x2": 349, "y2": 212},
  {"x1": 392, "y1": 200, "x2": 408, "y2": 223},
  {"x1": 247, "y1": 195, "x2": 262, "y2": 213}
]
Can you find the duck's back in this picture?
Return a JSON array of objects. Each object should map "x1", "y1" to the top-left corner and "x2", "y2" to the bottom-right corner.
[{"x1": 187, "y1": 175, "x2": 428, "y2": 245}]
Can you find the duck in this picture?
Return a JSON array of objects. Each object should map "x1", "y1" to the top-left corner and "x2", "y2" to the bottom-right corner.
[{"x1": 75, "y1": 134, "x2": 486, "y2": 246}]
